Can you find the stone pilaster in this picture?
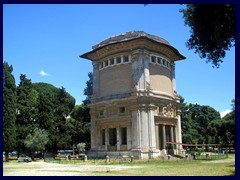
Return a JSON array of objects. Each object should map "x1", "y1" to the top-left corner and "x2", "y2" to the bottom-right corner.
[
  {"x1": 92, "y1": 62, "x2": 99, "y2": 102},
  {"x1": 90, "y1": 109, "x2": 97, "y2": 151},
  {"x1": 131, "y1": 49, "x2": 150, "y2": 92},
  {"x1": 171, "y1": 62, "x2": 176, "y2": 93}
]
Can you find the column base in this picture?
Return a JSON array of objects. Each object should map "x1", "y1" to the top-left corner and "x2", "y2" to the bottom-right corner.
[{"x1": 131, "y1": 149, "x2": 160, "y2": 159}]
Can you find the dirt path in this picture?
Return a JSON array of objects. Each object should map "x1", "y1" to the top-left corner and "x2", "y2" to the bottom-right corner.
[{"x1": 3, "y1": 160, "x2": 140, "y2": 176}]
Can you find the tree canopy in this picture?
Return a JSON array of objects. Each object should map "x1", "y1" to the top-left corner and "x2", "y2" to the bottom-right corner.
[
  {"x1": 181, "y1": 99, "x2": 235, "y2": 148},
  {"x1": 3, "y1": 62, "x2": 17, "y2": 162},
  {"x1": 24, "y1": 128, "x2": 49, "y2": 160},
  {"x1": 180, "y1": 4, "x2": 235, "y2": 68},
  {"x1": 32, "y1": 82, "x2": 76, "y2": 154}
]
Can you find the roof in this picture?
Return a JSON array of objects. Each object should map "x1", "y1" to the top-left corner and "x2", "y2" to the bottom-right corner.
[
  {"x1": 80, "y1": 31, "x2": 186, "y2": 60},
  {"x1": 92, "y1": 31, "x2": 171, "y2": 49}
]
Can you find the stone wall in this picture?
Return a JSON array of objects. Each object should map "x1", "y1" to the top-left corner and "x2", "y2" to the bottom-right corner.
[
  {"x1": 149, "y1": 64, "x2": 173, "y2": 95},
  {"x1": 99, "y1": 64, "x2": 132, "y2": 97}
]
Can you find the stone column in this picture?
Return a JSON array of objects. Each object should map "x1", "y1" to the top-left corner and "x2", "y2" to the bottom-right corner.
[
  {"x1": 105, "y1": 128, "x2": 109, "y2": 151},
  {"x1": 117, "y1": 127, "x2": 120, "y2": 151},
  {"x1": 127, "y1": 126, "x2": 132, "y2": 150},
  {"x1": 162, "y1": 124, "x2": 167, "y2": 154},
  {"x1": 139, "y1": 108, "x2": 149, "y2": 150},
  {"x1": 155, "y1": 125, "x2": 159, "y2": 149},
  {"x1": 97, "y1": 127, "x2": 101, "y2": 149},
  {"x1": 170, "y1": 126, "x2": 174, "y2": 143},
  {"x1": 170, "y1": 125, "x2": 174, "y2": 152},
  {"x1": 90, "y1": 109, "x2": 97, "y2": 151},
  {"x1": 176, "y1": 109, "x2": 183, "y2": 154},
  {"x1": 131, "y1": 110, "x2": 141, "y2": 149},
  {"x1": 148, "y1": 108, "x2": 156, "y2": 150},
  {"x1": 173, "y1": 126, "x2": 177, "y2": 149}
]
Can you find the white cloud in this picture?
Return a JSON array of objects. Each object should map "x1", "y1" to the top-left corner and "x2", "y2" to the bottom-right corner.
[
  {"x1": 39, "y1": 70, "x2": 50, "y2": 77},
  {"x1": 220, "y1": 109, "x2": 232, "y2": 118}
]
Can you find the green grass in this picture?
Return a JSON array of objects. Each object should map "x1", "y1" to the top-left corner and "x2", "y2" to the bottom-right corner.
[{"x1": 3, "y1": 153, "x2": 235, "y2": 176}]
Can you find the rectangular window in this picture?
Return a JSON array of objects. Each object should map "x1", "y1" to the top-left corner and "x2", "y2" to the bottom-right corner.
[
  {"x1": 110, "y1": 58, "x2": 114, "y2": 65},
  {"x1": 151, "y1": 56, "x2": 156, "y2": 63},
  {"x1": 121, "y1": 127, "x2": 127, "y2": 145},
  {"x1": 99, "y1": 110, "x2": 104, "y2": 117},
  {"x1": 123, "y1": 55, "x2": 129, "y2": 63},
  {"x1": 159, "y1": 106, "x2": 163, "y2": 115},
  {"x1": 119, "y1": 107, "x2": 126, "y2": 114},
  {"x1": 163, "y1": 59, "x2": 166, "y2": 66},
  {"x1": 105, "y1": 60, "x2": 109, "y2": 67},
  {"x1": 109, "y1": 128, "x2": 117, "y2": 146},
  {"x1": 116, "y1": 57, "x2": 121, "y2": 64},
  {"x1": 166, "y1": 61, "x2": 169, "y2": 68},
  {"x1": 102, "y1": 129, "x2": 105, "y2": 145},
  {"x1": 157, "y1": 57, "x2": 161, "y2": 64},
  {"x1": 99, "y1": 62, "x2": 103, "y2": 69}
]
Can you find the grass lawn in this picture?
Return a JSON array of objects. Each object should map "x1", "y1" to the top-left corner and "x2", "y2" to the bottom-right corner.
[{"x1": 3, "y1": 153, "x2": 235, "y2": 176}]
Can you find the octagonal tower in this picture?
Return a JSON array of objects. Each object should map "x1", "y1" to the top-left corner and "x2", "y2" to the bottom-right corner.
[{"x1": 80, "y1": 31, "x2": 186, "y2": 159}]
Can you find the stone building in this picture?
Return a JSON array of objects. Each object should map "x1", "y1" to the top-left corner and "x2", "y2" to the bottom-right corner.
[{"x1": 80, "y1": 31, "x2": 186, "y2": 159}]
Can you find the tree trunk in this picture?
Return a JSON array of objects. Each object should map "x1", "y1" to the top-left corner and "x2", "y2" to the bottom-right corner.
[{"x1": 5, "y1": 151, "x2": 9, "y2": 162}]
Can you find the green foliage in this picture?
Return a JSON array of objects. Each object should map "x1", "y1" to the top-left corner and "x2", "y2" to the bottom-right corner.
[
  {"x1": 181, "y1": 103, "x2": 221, "y2": 144},
  {"x1": 32, "y1": 82, "x2": 76, "y2": 153},
  {"x1": 181, "y1": 98, "x2": 235, "y2": 148},
  {"x1": 70, "y1": 105, "x2": 91, "y2": 150},
  {"x1": 69, "y1": 72, "x2": 93, "y2": 150},
  {"x1": 24, "y1": 128, "x2": 49, "y2": 152},
  {"x1": 16, "y1": 74, "x2": 39, "y2": 156},
  {"x1": 221, "y1": 104, "x2": 235, "y2": 147},
  {"x1": 180, "y1": 4, "x2": 235, "y2": 68},
  {"x1": 83, "y1": 72, "x2": 93, "y2": 105},
  {"x1": 3, "y1": 62, "x2": 17, "y2": 161}
]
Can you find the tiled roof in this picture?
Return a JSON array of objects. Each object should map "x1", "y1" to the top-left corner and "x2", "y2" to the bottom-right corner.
[{"x1": 92, "y1": 31, "x2": 170, "y2": 50}]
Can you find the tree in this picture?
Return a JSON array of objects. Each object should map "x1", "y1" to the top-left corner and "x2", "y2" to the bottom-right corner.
[
  {"x1": 221, "y1": 99, "x2": 235, "y2": 148},
  {"x1": 32, "y1": 82, "x2": 76, "y2": 154},
  {"x1": 3, "y1": 62, "x2": 17, "y2": 162},
  {"x1": 70, "y1": 105, "x2": 91, "y2": 150},
  {"x1": 24, "y1": 128, "x2": 49, "y2": 160},
  {"x1": 180, "y1": 4, "x2": 235, "y2": 68},
  {"x1": 16, "y1": 74, "x2": 38, "y2": 157},
  {"x1": 181, "y1": 102, "x2": 221, "y2": 145},
  {"x1": 83, "y1": 72, "x2": 93, "y2": 105}
]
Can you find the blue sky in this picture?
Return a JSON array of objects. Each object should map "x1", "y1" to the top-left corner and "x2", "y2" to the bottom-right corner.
[{"x1": 3, "y1": 4, "x2": 235, "y2": 117}]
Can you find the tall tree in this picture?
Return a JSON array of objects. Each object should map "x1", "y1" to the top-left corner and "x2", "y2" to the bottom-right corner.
[
  {"x1": 3, "y1": 62, "x2": 17, "y2": 162},
  {"x1": 221, "y1": 99, "x2": 235, "y2": 147},
  {"x1": 16, "y1": 74, "x2": 38, "y2": 157},
  {"x1": 181, "y1": 103, "x2": 221, "y2": 144},
  {"x1": 24, "y1": 128, "x2": 49, "y2": 160},
  {"x1": 70, "y1": 105, "x2": 91, "y2": 150},
  {"x1": 32, "y1": 83, "x2": 75, "y2": 154},
  {"x1": 83, "y1": 72, "x2": 93, "y2": 105},
  {"x1": 180, "y1": 4, "x2": 235, "y2": 68}
]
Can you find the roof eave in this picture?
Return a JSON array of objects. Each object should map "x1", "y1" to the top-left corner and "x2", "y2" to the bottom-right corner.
[{"x1": 79, "y1": 36, "x2": 186, "y2": 61}]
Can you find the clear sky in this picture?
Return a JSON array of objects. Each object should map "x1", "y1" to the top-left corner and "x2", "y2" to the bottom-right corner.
[{"x1": 3, "y1": 4, "x2": 235, "y2": 117}]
